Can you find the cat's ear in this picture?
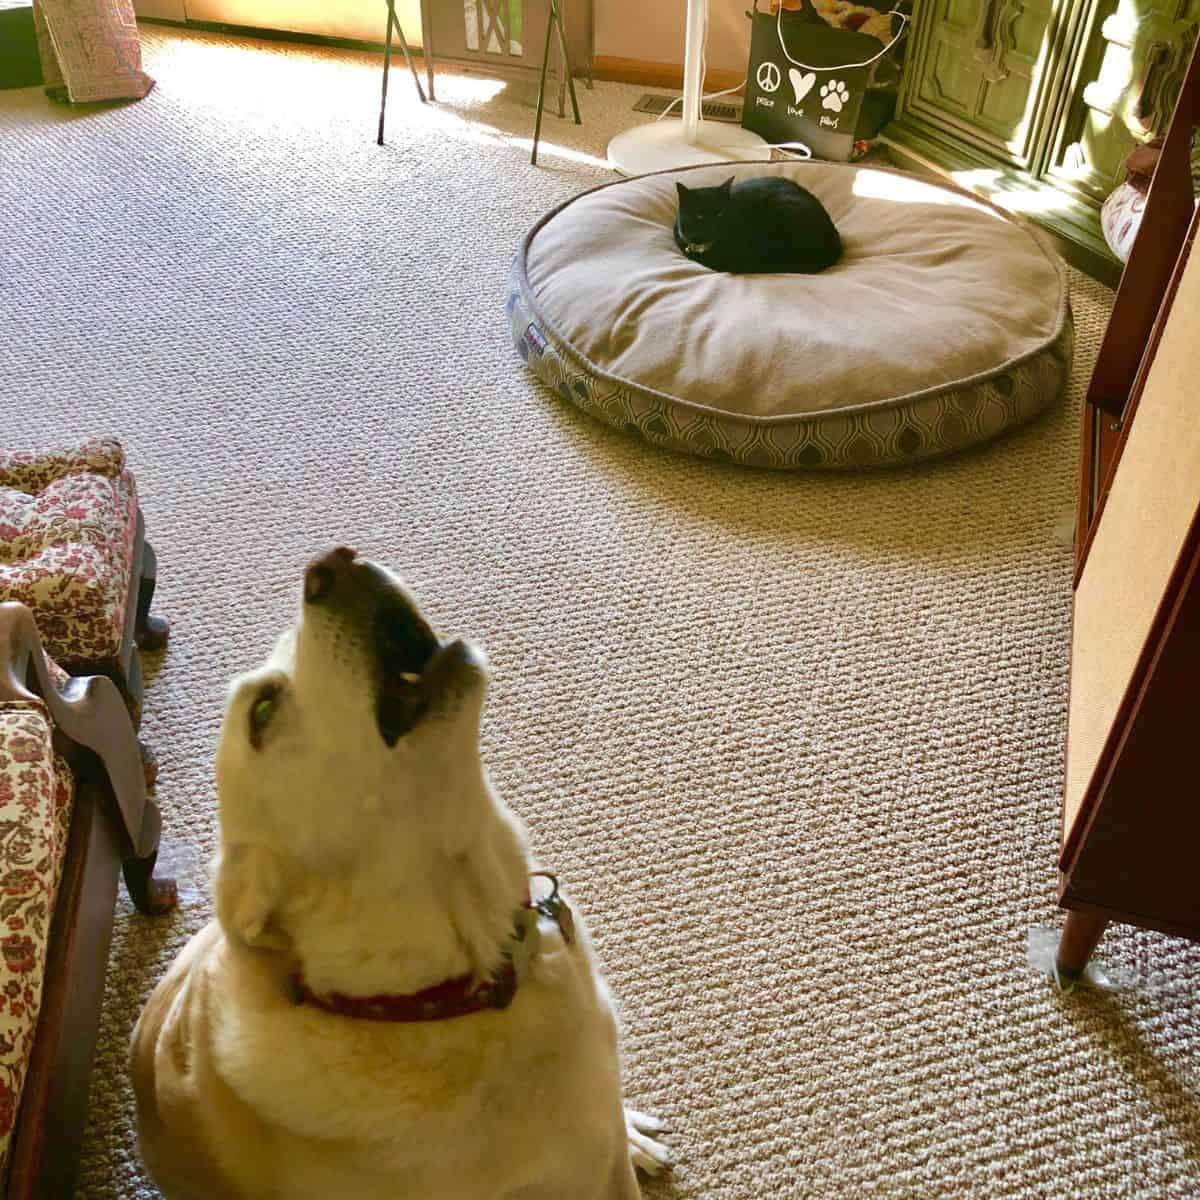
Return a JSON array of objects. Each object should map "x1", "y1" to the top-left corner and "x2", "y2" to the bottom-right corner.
[
  {"x1": 676, "y1": 182, "x2": 689, "y2": 198},
  {"x1": 720, "y1": 176, "x2": 735, "y2": 194}
]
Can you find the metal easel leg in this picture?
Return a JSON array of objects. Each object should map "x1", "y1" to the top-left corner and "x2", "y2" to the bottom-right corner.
[
  {"x1": 418, "y1": 0, "x2": 436, "y2": 102},
  {"x1": 531, "y1": 0, "x2": 582, "y2": 164},
  {"x1": 531, "y1": 3, "x2": 556, "y2": 165},
  {"x1": 551, "y1": 0, "x2": 581, "y2": 125},
  {"x1": 377, "y1": 3, "x2": 395, "y2": 144},
  {"x1": 377, "y1": 0, "x2": 426, "y2": 145},
  {"x1": 394, "y1": 5, "x2": 428, "y2": 104}
]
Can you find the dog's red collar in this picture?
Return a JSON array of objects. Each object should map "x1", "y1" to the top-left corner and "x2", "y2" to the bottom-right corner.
[
  {"x1": 291, "y1": 873, "x2": 574, "y2": 1023},
  {"x1": 292, "y1": 963, "x2": 519, "y2": 1022}
]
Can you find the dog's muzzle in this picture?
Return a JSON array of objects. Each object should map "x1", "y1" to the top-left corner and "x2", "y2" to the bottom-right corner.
[{"x1": 303, "y1": 547, "x2": 469, "y2": 746}]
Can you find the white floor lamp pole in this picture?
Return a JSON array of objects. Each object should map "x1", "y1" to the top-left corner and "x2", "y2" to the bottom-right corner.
[
  {"x1": 681, "y1": 0, "x2": 704, "y2": 142},
  {"x1": 607, "y1": 0, "x2": 771, "y2": 175}
]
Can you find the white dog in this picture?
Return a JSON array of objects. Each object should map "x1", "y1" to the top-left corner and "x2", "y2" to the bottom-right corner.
[{"x1": 130, "y1": 548, "x2": 670, "y2": 1199}]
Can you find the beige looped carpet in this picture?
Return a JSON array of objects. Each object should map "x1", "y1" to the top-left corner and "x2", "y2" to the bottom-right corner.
[{"x1": 3, "y1": 27, "x2": 1199, "y2": 1199}]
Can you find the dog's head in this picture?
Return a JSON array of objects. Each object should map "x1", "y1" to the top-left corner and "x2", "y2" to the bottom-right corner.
[{"x1": 214, "y1": 549, "x2": 525, "y2": 977}]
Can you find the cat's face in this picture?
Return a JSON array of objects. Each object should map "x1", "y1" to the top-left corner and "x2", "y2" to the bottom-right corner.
[{"x1": 675, "y1": 177, "x2": 734, "y2": 251}]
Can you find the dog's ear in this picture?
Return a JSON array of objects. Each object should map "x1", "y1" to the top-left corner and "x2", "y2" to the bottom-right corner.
[{"x1": 215, "y1": 843, "x2": 292, "y2": 950}]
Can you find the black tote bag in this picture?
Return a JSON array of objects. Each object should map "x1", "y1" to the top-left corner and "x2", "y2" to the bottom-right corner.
[{"x1": 741, "y1": 1, "x2": 907, "y2": 162}]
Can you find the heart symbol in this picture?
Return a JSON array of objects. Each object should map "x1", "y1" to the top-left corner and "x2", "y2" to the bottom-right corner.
[
  {"x1": 789, "y1": 69, "x2": 816, "y2": 105},
  {"x1": 787, "y1": 69, "x2": 816, "y2": 105}
]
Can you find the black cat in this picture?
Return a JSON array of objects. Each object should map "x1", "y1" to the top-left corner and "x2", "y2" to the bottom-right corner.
[{"x1": 673, "y1": 175, "x2": 842, "y2": 274}]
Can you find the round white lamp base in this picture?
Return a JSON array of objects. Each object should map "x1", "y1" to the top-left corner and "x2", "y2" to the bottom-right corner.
[{"x1": 607, "y1": 119, "x2": 772, "y2": 176}]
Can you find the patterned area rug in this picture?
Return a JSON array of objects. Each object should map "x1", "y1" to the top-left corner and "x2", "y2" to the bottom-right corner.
[{"x1": 3, "y1": 26, "x2": 1198, "y2": 1200}]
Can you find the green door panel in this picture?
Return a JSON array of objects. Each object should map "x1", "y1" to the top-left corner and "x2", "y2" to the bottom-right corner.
[{"x1": 907, "y1": 0, "x2": 1061, "y2": 166}]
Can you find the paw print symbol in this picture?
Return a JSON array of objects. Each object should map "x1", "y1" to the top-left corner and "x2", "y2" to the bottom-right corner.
[{"x1": 820, "y1": 79, "x2": 850, "y2": 113}]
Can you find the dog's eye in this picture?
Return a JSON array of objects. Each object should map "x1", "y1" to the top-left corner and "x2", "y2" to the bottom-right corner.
[{"x1": 248, "y1": 685, "x2": 281, "y2": 748}]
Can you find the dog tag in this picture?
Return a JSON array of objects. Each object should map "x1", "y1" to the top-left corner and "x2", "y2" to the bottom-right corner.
[
  {"x1": 529, "y1": 871, "x2": 576, "y2": 946},
  {"x1": 539, "y1": 895, "x2": 575, "y2": 946}
]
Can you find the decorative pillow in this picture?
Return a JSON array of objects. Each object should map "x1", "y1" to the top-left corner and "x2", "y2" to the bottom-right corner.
[
  {"x1": 510, "y1": 163, "x2": 1073, "y2": 469},
  {"x1": 0, "y1": 705, "x2": 73, "y2": 1182},
  {"x1": 31, "y1": 0, "x2": 154, "y2": 104},
  {"x1": 1100, "y1": 181, "x2": 1146, "y2": 264},
  {"x1": 0, "y1": 438, "x2": 139, "y2": 667}
]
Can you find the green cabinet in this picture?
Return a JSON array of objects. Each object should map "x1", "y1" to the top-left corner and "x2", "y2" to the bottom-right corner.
[
  {"x1": 907, "y1": 0, "x2": 1061, "y2": 168},
  {"x1": 885, "y1": 0, "x2": 1199, "y2": 280}
]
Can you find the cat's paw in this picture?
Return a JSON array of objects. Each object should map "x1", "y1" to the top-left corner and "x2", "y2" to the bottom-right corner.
[
  {"x1": 820, "y1": 79, "x2": 850, "y2": 113},
  {"x1": 625, "y1": 1108, "x2": 673, "y2": 1176}
]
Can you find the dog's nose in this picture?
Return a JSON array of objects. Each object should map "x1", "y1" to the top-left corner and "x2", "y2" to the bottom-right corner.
[{"x1": 304, "y1": 546, "x2": 359, "y2": 603}]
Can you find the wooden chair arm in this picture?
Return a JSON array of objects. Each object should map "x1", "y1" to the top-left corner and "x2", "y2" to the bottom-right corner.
[{"x1": 0, "y1": 601, "x2": 154, "y2": 858}]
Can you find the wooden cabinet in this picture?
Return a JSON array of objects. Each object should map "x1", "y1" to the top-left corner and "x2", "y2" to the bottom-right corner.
[
  {"x1": 1059, "y1": 215, "x2": 1200, "y2": 970},
  {"x1": 904, "y1": 0, "x2": 1061, "y2": 171},
  {"x1": 1054, "y1": 39, "x2": 1200, "y2": 975},
  {"x1": 885, "y1": 0, "x2": 1199, "y2": 282}
]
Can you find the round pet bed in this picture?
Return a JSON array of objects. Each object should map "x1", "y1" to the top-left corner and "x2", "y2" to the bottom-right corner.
[{"x1": 508, "y1": 162, "x2": 1073, "y2": 469}]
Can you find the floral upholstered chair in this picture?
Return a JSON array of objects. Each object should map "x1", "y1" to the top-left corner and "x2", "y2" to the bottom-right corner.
[
  {"x1": 0, "y1": 602, "x2": 174, "y2": 1200},
  {"x1": 0, "y1": 680, "x2": 73, "y2": 1190},
  {"x1": 0, "y1": 438, "x2": 168, "y2": 784}
]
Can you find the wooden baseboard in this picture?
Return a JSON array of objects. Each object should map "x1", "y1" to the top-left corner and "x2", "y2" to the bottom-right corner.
[
  {"x1": 137, "y1": 27, "x2": 744, "y2": 93},
  {"x1": 138, "y1": 16, "x2": 424, "y2": 58},
  {"x1": 591, "y1": 54, "x2": 744, "y2": 93}
]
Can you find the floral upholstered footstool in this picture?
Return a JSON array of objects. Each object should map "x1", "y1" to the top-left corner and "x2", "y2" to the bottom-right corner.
[{"x1": 0, "y1": 438, "x2": 169, "y2": 783}]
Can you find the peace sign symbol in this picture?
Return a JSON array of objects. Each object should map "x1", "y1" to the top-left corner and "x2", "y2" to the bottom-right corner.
[{"x1": 756, "y1": 61, "x2": 781, "y2": 93}]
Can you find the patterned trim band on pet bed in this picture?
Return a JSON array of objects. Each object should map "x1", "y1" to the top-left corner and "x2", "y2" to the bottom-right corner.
[{"x1": 509, "y1": 163, "x2": 1074, "y2": 470}]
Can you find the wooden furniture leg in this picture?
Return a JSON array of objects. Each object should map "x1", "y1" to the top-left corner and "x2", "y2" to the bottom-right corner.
[
  {"x1": 135, "y1": 539, "x2": 170, "y2": 651},
  {"x1": 1056, "y1": 909, "x2": 1110, "y2": 977},
  {"x1": 81, "y1": 507, "x2": 158, "y2": 725},
  {"x1": 120, "y1": 798, "x2": 177, "y2": 916}
]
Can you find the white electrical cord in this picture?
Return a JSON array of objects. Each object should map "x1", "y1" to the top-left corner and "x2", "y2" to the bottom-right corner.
[
  {"x1": 655, "y1": 10, "x2": 814, "y2": 158},
  {"x1": 656, "y1": 8, "x2": 732, "y2": 121}
]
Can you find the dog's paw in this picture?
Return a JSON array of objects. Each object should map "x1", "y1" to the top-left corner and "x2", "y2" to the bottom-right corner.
[
  {"x1": 626, "y1": 1109, "x2": 666, "y2": 1134},
  {"x1": 625, "y1": 1108, "x2": 672, "y2": 1175}
]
